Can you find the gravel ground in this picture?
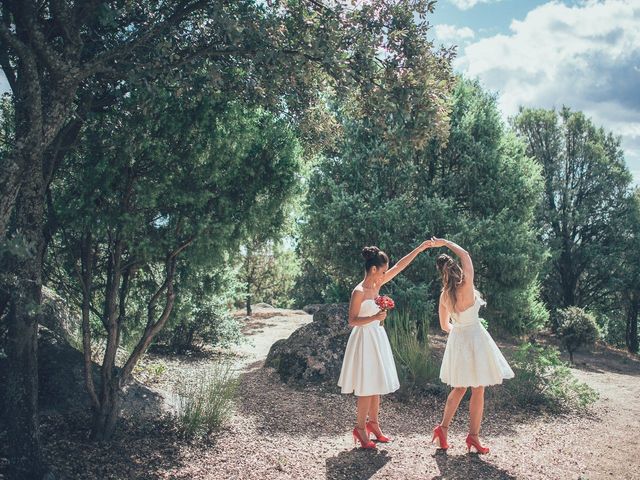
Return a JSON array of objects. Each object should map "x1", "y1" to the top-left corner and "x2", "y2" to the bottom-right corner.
[{"x1": 11, "y1": 307, "x2": 640, "y2": 480}]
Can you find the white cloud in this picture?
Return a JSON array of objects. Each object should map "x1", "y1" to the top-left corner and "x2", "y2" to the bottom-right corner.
[
  {"x1": 457, "y1": 0, "x2": 640, "y2": 185},
  {"x1": 449, "y1": 0, "x2": 505, "y2": 10},
  {"x1": 434, "y1": 24, "x2": 475, "y2": 44}
]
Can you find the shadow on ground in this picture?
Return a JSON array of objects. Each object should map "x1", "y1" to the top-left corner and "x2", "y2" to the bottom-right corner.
[
  {"x1": 431, "y1": 450, "x2": 517, "y2": 479},
  {"x1": 325, "y1": 448, "x2": 392, "y2": 480},
  {"x1": 237, "y1": 365, "x2": 549, "y2": 441},
  {"x1": 0, "y1": 411, "x2": 192, "y2": 480}
]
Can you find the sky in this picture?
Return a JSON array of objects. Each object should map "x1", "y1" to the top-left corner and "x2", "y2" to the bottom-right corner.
[
  {"x1": 1, "y1": 0, "x2": 638, "y2": 185},
  {"x1": 429, "y1": 0, "x2": 640, "y2": 186}
]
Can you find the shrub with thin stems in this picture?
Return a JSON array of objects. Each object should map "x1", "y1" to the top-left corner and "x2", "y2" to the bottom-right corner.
[
  {"x1": 175, "y1": 358, "x2": 239, "y2": 438},
  {"x1": 385, "y1": 309, "x2": 440, "y2": 391}
]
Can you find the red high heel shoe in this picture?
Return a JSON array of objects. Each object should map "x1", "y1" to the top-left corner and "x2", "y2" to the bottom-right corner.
[
  {"x1": 431, "y1": 425, "x2": 449, "y2": 450},
  {"x1": 353, "y1": 427, "x2": 376, "y2": 449},
  {"x1": 465, "y1": 434, "x2": 490, "y2": 454},
  {"x1": 366, "y1": 421, "x2": 392, "y2": 443}
]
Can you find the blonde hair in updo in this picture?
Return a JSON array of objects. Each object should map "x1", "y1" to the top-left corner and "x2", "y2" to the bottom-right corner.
[
  {"x1": 436, "y1": 253, "x2": 464, "y2": 312},
  {"x1": 436, "y1": 253, "x2": 484, "y2": 312}
]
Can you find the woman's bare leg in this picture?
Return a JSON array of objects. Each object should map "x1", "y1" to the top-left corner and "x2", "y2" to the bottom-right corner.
[
  {"x1": 356, "y1": 395, "x2": 373, "y2": 438},
  {"x1": 469, "y1": 386, "x2": 485, "y2": 436},
  {"x1": 369, "y1": 394, "x2": 380, "y2": 422},
  {"x1": 440, "y1": 387, "x2": 467, "y2": 442},
  {"x1": 367, "y1": 394, "x2": 386, "y2": 437}
]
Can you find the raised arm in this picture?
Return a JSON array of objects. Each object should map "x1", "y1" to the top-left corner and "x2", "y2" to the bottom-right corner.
[
  {"x1": 380, "y1": 240, "x2": 431, "y2": 286},
  {"x1": 438, "y1": 293, "x2": 452, "y2": 333},
  {"x1": 431, "y1": 237, "x2": 474, "y2": 285},
  {"x1": 348, "y1": 289, "x2": 386, "y2": 327}
]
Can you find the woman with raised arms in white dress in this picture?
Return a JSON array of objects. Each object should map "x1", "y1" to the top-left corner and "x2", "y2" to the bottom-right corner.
[
  {"x1": 338, "y1": 241, "x2": 431, "y2": 449},
  {"x1": 430, "y1": 237, "x2": 514, "y2": 454}
]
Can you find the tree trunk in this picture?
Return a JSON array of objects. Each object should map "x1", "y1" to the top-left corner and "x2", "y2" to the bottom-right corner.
[
  {"x1": 4, "y1": 156, "x2": 48, "y2": 479},
  {"x1": 90, "y1": 379, "x2": 121, "y2": 441},
  {"x1": 626, "y1": 293, "x2": 639, "y2": 354},
  {"x1": 246, "y1": 274, "x2": 252, "y2": 316}
]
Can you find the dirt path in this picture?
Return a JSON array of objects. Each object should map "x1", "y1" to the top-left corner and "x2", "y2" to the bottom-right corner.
[
  {"x1": 563, "y1": 349, "x2": 640, "y2": 479},
  {"x1": 33, "y1": 307, "x2": 640, "y2": 480},
  {"x1": 233, "y1": 306, "x2": 313, "y2": 370},
  {"x1": 176, "y1": 308, "x2": 639, "y2": 480}
]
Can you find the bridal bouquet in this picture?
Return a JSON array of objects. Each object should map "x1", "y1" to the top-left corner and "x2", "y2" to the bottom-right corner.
[
  {"x1": 375, "y1": 295, "x2": 395, "y2": 326},
  {"x1": 374, "y1": 295, "x2": 395, "y2": 311}
]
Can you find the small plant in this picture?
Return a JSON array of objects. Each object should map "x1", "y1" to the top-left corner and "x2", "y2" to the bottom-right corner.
[
  {"x1": 503, "y1": 342, "x2": 598, "y2": 412},
  {"x1": 133, "y1": 359, "x2": 167, "y2": 384},
  {"x1": 555, "y1": 307, "x2": 600, "y2": 362},
  {"x1": 479, "y1": 317, "x2": 489, "y2": 330},
  {"x1": 175, "y1": 359, "x2": 239, "y2": 438},
  {"x1": 386, "y1": 310, "x2": 440, "y2": 390}
]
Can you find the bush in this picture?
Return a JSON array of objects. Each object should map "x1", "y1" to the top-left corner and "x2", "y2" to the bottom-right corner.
[
  {"x1": 502, "y1": 342, "x2": 598, "y2": 412},
  {"x1": 386, "y1": 310, "x2": 441, "y2": 392},
  {"x1": 158, "y1": 266, "x2": 243, "y2": 353},
  {"x1": 554, "y1": 307, "x2": 600, "y2": 362},
  {"x1": 175, "y1": 358, "x2": 239, "y2": 438},
  {"x1": 167, "y1": 307, "x2": 242, "y2": 354}
]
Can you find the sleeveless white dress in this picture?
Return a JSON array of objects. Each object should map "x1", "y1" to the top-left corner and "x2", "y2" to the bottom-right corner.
[
  {"x1": 338, "y1": 299, "x2": 400, "y2": 396},
  {"x1": 440, "y1": 296, "x2": 515, "y2": 387}
]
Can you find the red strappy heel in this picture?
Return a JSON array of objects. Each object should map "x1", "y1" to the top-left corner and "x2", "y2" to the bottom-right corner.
[
  {"x1": 353, "y1": 427, "x2": 376, "y2": 449},
  {"x1": 465, "y1": 434, "x2": 490, "y2": 454},
  {"x1": 366, "y1": 421, "x2": 392, "y2": 443},
  {"x1": 431, "y1": 425, "x2": 450, "y2": 450}
]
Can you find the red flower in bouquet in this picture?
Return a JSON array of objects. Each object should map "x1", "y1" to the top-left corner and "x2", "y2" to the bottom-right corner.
[{"x1": 374, "y1": 295, "x2": 395, "y2": 311}]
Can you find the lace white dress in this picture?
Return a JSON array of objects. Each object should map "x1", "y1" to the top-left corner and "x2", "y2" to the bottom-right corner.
[
  {"x1": 440, "y1": 296, "x2": 515, "y2": 387},
  {"x1": 338, "y1": 299, "x2": 400, "y2": 396}
]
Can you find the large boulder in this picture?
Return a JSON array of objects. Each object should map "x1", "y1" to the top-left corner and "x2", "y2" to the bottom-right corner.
[
  {"x1": 265, "y1": 303, "x2": 351, "y2": 384},
  {"x1": 0, "y1": 326, "x2": 169, "y2": 419},
  {"x1": 302, "y1": 304, "x2": 324, "y2": 315},
  {"x1": 40, "y1": 286, "x2": 80, "y2": 344}
]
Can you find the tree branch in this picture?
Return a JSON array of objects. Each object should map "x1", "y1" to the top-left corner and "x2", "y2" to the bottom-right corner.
[
  {"x1": 81, "y1": 0, "x2": 212, "y2": 79},
  {"x1": 120, "y1": 255, "x2": 177, "y2": 385}
]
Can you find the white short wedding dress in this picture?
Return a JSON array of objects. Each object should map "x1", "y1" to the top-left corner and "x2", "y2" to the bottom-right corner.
[
  {"x1": 440, "y1": 295, "x2": 515, "y2": 387},
  {"x1": 338, "y1": 299, "x2": 400, "y2": 396}
]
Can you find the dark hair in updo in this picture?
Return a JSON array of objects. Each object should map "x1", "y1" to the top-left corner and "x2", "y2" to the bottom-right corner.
[{"x1": 361, "y1": 246, "x2": 389, "y2": 271}]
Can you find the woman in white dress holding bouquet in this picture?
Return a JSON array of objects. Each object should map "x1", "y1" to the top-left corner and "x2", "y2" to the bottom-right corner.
[
  {"x1": 338, "y1": 241, "x2": 431, "y2": 448},
  {"x1": 430, "y1": 237, "x2": 514, "y2": 454}
]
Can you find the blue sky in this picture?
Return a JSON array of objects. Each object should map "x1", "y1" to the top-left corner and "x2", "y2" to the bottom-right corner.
[{"x1": 428, "y1": 0, "x2": 640, "y2": 186}]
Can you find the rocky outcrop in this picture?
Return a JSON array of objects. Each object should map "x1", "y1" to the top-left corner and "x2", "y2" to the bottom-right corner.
[
  {"x1": 302, "y1": 304, "x2": 324, "y2": 315},
  {"x1": 0, "y1": 328, "x2": 169, "y2": 419},
  {"x1": 39, "y1": 286, "x2": 80, "y2": 344},
  {"x1": 265, "y1": 303, "x2": 351, "y2": 385}
]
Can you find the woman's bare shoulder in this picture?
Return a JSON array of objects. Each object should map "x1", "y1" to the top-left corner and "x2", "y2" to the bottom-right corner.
[{"x1": 352, "y1": 284, "x2": 365, "y2": 296}]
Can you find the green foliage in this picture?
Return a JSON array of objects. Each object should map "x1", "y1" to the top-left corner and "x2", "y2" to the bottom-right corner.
[
  {"x1": 175, "y1": 359, "x2": 239, "y2": 439},
  {"x1": 133, "y1": 359, "x2": 168, "y2": 384},
  {"x1": 239, "y1": 238, "x2": 301, "y2": 312},
  {"x1": 298, "y1": 78, "x2": 547, "y2": 335},
  {"x1": 619, "y1": 189, "x2": 640, "y2": 353},
  {"x1": 513, "y1": 107, "x2": 633, "y2": 316},
  {"x1": 386, "y1": 310, "x2": 440, "y2": 391},
  {"x1": 44, "y1": 77, "x2": 304, "y2": 437},
  {"x1": 157, "y1": 264, "x2": 244, "y2": 353},
  {"x1": 554, "y1": 307, "x2": 600, "y2": 362},
  {"x1": 502, "y1": 343, "x2": 598, "y2": 412}
]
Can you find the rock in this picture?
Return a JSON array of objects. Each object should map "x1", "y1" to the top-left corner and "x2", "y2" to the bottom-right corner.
[
  {"x1": 265, "y1": 303, "x2": 350, "y2": 385},
  {"x1": 0, "y1": 326, "x2": 171, "y2": 419},
  {"x1": 40, "y1": 286, "x2": 80, "y2": 344},
  {"x1": 302, "y1": 304, "x2": 324, "y2": 315},
  {"x1": 253, "y1": 302, "x2": 274, "y2": 309}
]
